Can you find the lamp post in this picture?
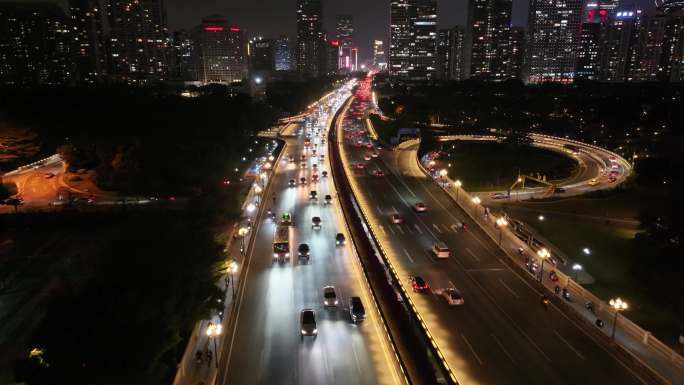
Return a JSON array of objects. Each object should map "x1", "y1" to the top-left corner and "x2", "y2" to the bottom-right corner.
[
  {"x1": 238, "y1": 227, "x2": 249, "y2": 256},
  {"x1": 206, "y1": 322, "x2": 223, "y2": 368},
  {"x1": 572, "y1": 263, "x2": 583, "y2": 282},
  {"x1": 439, "y1": 169, "x2": 448, "y2": 187},
  {"x1": 254, "y1": 184, "x2": 262, "y2": 204},
  {"x1": 454, "y1": 180, "x2": 462, "y2": 202},
  {"x1": 496, "y1": 217, "x2": 508, "y2": 246},
  {"x1": 228, "y1": 259, "x2": 238, "y2": 299},
  {"x1": 609, "y1": 297, "x2": 628, "y2": 341},
  {"x1": 537, "y1": 248, "x2": 550, "y2": 283}
]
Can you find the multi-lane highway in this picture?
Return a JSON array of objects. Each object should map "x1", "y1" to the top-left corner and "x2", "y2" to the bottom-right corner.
[
  {"x1": 218, "y1": 87, "x2": 404, "y2": 385},
  {"x1": 337, "y1": 80, "x2": 648, "y2": 385}
]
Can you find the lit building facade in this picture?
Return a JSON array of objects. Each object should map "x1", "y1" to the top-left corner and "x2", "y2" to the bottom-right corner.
[
  {"x1": 250, "y1": 37, "x2": 275, "y2": 72},
  {"x1": 69, "y1": 0, "x2": 107, "y2": 83},
  {"x1": 336, "y1": 15, "x2": 354, "y2": 47},
  {"x1": 469, "y1": 0, "x2": 513, "y2": 80},
  {"x1": 373, "y1": 40, "x2": 387, "y2": 69},
  {"x1": 193, "y1": 15, "x2": 245, "y2": 85},
  {"x1": 296, "y1": 0, "x2": 325, "y2": 77},
  {"x1": 275, "y1": 35, "x2": 293, "y2": 71},
  {"x1": 526, "y1": 0, "x2": 584, "y2": 83},
  {"x1": 0, "y1": 2, "x2": 73, "y2": 85},
  {"x1": 632, "y1": 14, "x2": 667, "y2": 81},
  {"x1": 508, "y1": 27, "x2": 525, "y2": 79},
  {"x1": 107, "y1": 0, "x2": 169, "y2": 83},
  {"x1": 601, "y1": 10, "x2": 642, "y2": 81},
  {"x1": 409, "y1": 0, "x2": 438, "y2": 80},
  {"x1": 389, "y1": 0, "x2": 412, "y2": 77},
  {"x1": 449, "y1": 26, "x2": 466, "y2": 80},
  {"x1": 171, "y1": 29, "x2": 196, "y2": 81},
  {"x1": 436, "y1": 29, "x2": 451, "y2": 79}
]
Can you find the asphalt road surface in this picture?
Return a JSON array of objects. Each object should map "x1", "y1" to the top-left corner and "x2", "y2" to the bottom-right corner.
[
  {"x1": 219, "y1": 97, "x2": 404, "y2": 385},
  {"x1": 339, "y1": 96, "x2": 647, "y2": 385}
]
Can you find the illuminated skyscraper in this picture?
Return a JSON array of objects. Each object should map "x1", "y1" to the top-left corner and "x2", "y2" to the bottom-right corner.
[
  {"x1": 632, "y1": 14, "x2": 667, "y2": 81},
  {"x1": 296, "y1": 0, "x2": 325, "y2": 77},
  {"x1": 389, "y1": 0, "x2": 412, "y2": 77},
  {"x1": 449, "y1": 26, "x2": 466, "y2": 80},
  {"x1": 193, "y1": 15, "x2": 245, "y2": 84},
  {"x1": 0, "y1": 2, "x2": 73, "y2": 85},
  {"x1": 436, "y1": 29, "x2": 451, "y2": 79},
  {"x1": 336, "y1": 15, "x2": 354, "y2": 47},
  {"x1": 69, "y1": 0, "x2": 106, "y2": 83},
  {"x1": 508, "y1": 27, "x2": 525, "y2": 79},
  {"x1": 106, "y1": 0, "x2": 169, "y2": 83},
  {"x1": 468, "y1": 0, "x2": 513, "y2": 80},
  {"x1": 373, "y1": 40, "x2": 387, "y2": 69},
  {"x1": 250, "y1": 37, "x2": 275, "y2": 72},
  {"x1": 275, "y1": 35, "x2": 293, "y2": 71},
  {"x1": 526, "y1": 0, "x2": 584, "y2": 83},
  {"x1": 409, "y1": 0, "x2": 437, "y2": 80},
  {"x1": 601, "y1": 9, "x2": 642, "y2": 81}
]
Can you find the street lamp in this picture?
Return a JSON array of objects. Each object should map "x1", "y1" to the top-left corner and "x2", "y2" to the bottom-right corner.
[
  {"x1": 537, "y1": 248, "x2": 550, "y2": 283},
  {"x1": 496, "y1": 217, "x2": 508, "y2": 246},
  {"x1": 228, "y1": 259, "x2": 239, "y2": 299},
  {"x1": 439, "y1": 169, "x2": 448, "y2": 187},
  {"x1": 206, "y1": 322, "x2": 223, "y2": 368},
  {"x1": 238, "y1": 227, "x2": 249, "y2": 256},
  {"x1": 472, "y1": 196, "x2": 481, "y2": 205},
  {"x1": 572, "y1": 263, "x2": 583, "y2": 282},
  {"x1": 454, "y1": 180, "x2": 462, "y2": 202},
  {"x1": 428, "y1": 160, "x2": 436, "y2": 170},
  {"x1": 246, "y1": 203, "x2": 256, "y2": 214},
  {"x1": 609, "y1": 297, "x2": 628, "y2": 341}
]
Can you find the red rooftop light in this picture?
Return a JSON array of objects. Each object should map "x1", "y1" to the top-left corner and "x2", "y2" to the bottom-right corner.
[
  {"x1": 230, "y1": 27, "x2": 241, "y2": 32},
  {"x1": 204, "y1": 27, "x2": 224, "y2": 32}
]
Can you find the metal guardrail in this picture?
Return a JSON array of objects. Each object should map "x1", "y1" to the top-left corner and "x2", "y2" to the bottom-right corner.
[
  {"x1": 3, "y1": 154, "x2": 62, "y2": 177},
  {"x1": 410, "y1": 138, "x2": 684, "y2": 385}
]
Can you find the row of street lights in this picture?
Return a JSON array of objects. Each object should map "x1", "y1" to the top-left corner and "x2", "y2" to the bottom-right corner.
[{"x1": 434, "y1": 158, "x2": 631, "y2": 344}]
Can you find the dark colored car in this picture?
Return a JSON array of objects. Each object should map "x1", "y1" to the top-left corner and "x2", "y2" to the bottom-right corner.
[
  {"x1": 409, "y1": 276, "x2": 429, "y2": 292},
  {"x1": 298, "y1": 243, "x2": 310, "y2": 261},
  {"x1": 335, "y1": 233, "x2": 345, "y2": 246},
  {"x1": 349, "y1": 296, "x2": 366, "y2": 323}
]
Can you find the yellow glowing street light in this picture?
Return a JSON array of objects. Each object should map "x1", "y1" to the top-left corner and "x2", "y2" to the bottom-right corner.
[
  {"x1": 254, "y1": 184, "x2": 262, "y2": 194},
  {"x1": 227, "y1": 259, "x2": 239, "y2": 299},
  {"x1": 454, "y1": 180, "x2": 462, "y2": 202},
  {"x1": 472, "y1": 196, "x2": 481, "y2": 205},
  {"x1": 609, "y1": 297, "x2": 628, "y2": 341},
  {"x1": 537, "y1": 248, "x2": 550, "y2": 282},
  {"x1": 496, "y1": 217, "x2": 508, "y2": 245},
  {"x1": 572, "y1": 263, "x2": 583, "y2": 281},
  {"x1": 268, "y1": 155, "x2": 275, "y2": 162},
  {"x1": 428, "y1": 160, "x2": 436, "y2": 169},
  {"x1": 206, "y1": 322, "x2": 223, "y2": 368}
]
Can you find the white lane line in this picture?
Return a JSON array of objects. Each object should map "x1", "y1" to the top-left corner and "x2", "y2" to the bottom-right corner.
[
  {"x1": 432, "y1": 224, "x2": 442, "y2": 234},
  {"x1": 403, "y1": 248, "x2": 415, "y2": 264},
  {"x1": 391, "y1": 206, "x2": 399, "y2": 213},
  {"x1": 378, "y1": 224, "x2": 386, "y2": 235},
  {"x1": 461, "y1": 334, "x2": 484, "y2": 365},
  {"x1": 396, "y1": 225, "x2": 404, "y2": 235},
  {"x1": 414, "y1": 224, "x2": 423, "y2": 234},
  {"x1": 499, "y1": 279, "x2": 520, "y2": 299},
  {"x1": 491, "y1": 334, "x2": 516, "y2": 364},
  {"x1": 554, "y1": 330, "x2": 586, "y2": 360},
  {"x1": 466, "y1": 248, "x2": 480, "y2": 262},
  {"x1": 450, "y1": 224, "x2": 460, "y2": 233},
  {"x1": 377, "y1": 205, "x2": 383, "y2": 214}
]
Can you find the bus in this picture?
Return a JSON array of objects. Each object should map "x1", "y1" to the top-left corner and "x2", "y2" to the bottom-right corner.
[{"x1": 273, "y1": 225, "x2": 290, "y2": 262}]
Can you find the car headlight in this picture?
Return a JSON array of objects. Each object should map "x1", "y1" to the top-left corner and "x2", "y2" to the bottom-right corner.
[
  {"x1": 301, "y1": 329, "x2": 306, "y2": 334},
  {"x1": 273, "y1": 254, "x2": 278, "y2": 258},
  {"x1": 285, "y1": 253, "x2": 290, "y2": 257},
  {"x1": 313, "y1": 329, "x2": 317, "y2": 334},
  {"x1": 334, "y1": 300, "x2": 338, "y2": 305}
]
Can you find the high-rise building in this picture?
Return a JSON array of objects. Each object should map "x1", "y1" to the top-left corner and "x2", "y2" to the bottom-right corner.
[
  {"x1": 336, "y1": 15, "x2": 354, "y2": 47},
  {"x1": 250, "y1": 37, "x2": 275, "y2": 72},
  {"x1": 193, "y1": 15, "x2": 245, "y2": 84},
  {"x1": 373, "y1": 40, "x2": 387, "y2": 69},
  {"x1": 526, "y1": 0, "x2": 584, "y2": 83},
  {"x1": 0, "y1": 2, "x2": 73, "y2": 86},
  {"x1": 389, "y1": 0, "x2": 412, "y2": 77},
  {"x1": 508, "y1": 27, "x2": 525, "y2": 79},
  {"x1": 449, "y1": 26, "x2": 466, "y2": 80},
  {"x1": 106, "y1": 0, "x2": 169, "y2": 83},
  {"x1": 576, "y1": 23, "x2": 604, "y2": 80},
  {"x1": 275, "y1": 35, "x2": 293, "y2": 71},
  {"x1": 468, "y1": 0, "x2": 513, "y2": 80},
  {"x1": 296, "y1": 0, "x2": 325, "y2": 77},
  {"x1": 662, "y1": 7, "x2": 684, "y2": 81},
  {"x1": 601, "y1": 10, "x2": 642, "y2": 81},
  {"x1": 436, "y1": 29, "x2": 451, "y2": 79},
  {"x1": 409, "y1": 0, "x2": 438, "y2": 80},
  {"x1": 69, "y1": 0, "x2": 106, "y2": 83},
  {"x1": 632, "y1": 14, "x2": 667, "y2": 81},
  {"x1": 171, "y1": 29, "x2": 196, "y2": 81}
]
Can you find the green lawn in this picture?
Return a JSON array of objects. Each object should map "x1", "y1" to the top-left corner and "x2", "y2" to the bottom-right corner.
[
  {"x1": 440, "y1": 141, "x2": 578, "y2": 191},
  {"x1": 507, "y1": 207, "x2": 684, "y2": 351}
]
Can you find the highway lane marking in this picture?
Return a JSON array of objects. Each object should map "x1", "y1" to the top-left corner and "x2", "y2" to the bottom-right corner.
[
  {"x1": 499, "y1": 279, "x2": 520, "y2": 299},
  {"x1": 465, "y1": 248, "x2": 480, "y2": 262},
  {"x1": 392, "y1": 205, "x2": 399, "y2": 213},
  {"x1": 432, "y1": 224, "x2": 442, "y2": 234},
  {"x1": 414, "y1": 224, "x2": 423, "y2": 234},
  {"x1": 553, "y1": 330, "x2": 586, "y2": 360},
  {"x1": 396, "y1": 225, "x2": 403, "y2": 235},
  {"x1": 377, "y1": 204, "x2": 383, "y2": 214},
  {"x1": 461, "y1": 334, "x2": 484, "y2": 365},
  {"x1": 450, "y1": 224, "x2": 460, "y2": 233},
  {"x1": 490, "y1": 333, "x2": 516, "y2": 364},
  {"x1": 403, "y1": 248, "x2": 415, "y2": 264},
  {"x1": 378, "y1": 224, "x2": 387, "y2": 235}
]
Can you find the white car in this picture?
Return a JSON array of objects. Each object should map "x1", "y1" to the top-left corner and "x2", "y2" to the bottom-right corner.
[
  {"x1": 437, "y1": 288, "x2": 465, "y2": 306},
  {"x1": 414, "y1": 202, "x2": 427, "y2": 212},
  {"x1": 587, "y1": 178, "x2": 599, "y2": 186},
  {"x1": 432, "y1": 242, "x2": 450, "y2": 258},
  {"x1": 323, "y1": 286, "x2": 339, "y2": 306},
  {"x1": 391, "y1": 214, "x2": 403, "y2": 224}
]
